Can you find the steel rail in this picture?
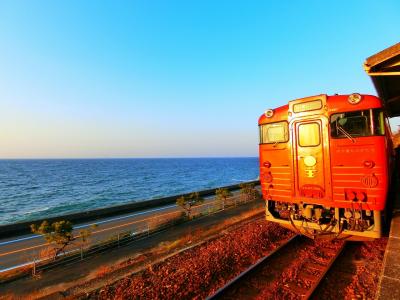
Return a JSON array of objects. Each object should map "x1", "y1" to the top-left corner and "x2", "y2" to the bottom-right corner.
[
  {"x1": 207, "y1": 236, "x2": 345, "y2": 300},
  {"x1": 206, "y1": 234, "x2": 300, "y2": 300},
  {"x1": 302, "y1": 240, "x2": 346, "y2": 299}
]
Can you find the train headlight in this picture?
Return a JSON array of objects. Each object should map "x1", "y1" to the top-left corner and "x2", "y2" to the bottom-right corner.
[
  {"x1": 304, "y1": 156, "x2": 316, "y2": 167},
  {"x1": 263, "y1": 161, "x2": 272, "y2": 168},
  {"x1": 264, "y1": 109, "x2": 274, "y2": 118},
  {"x1": 363, "y1": 160, "x2": 375, "y2": 168},
  {"x1": 348, "y1": 93, "x2": 362, "y2": 105}
]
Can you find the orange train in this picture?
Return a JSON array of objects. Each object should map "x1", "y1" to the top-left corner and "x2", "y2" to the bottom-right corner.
[{"x1": 258, "y1": 94, "x2": 395, "y2": 239}]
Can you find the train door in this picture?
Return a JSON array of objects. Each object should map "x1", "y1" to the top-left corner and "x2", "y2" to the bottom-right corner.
[{"x1": 292, "y1": 119, "x2": 331, "y2": 201}]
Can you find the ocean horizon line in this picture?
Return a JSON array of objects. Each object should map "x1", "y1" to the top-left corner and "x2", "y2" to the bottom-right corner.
[{"x1": 0, "y1": 156, "x2": 259, "y2": 161}]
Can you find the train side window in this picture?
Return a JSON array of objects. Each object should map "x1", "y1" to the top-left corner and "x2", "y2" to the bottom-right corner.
[
  {"x1": 298, "y1": 123, "x2": 320, "y2": 147},
  {"x1": 259, "y1": 121, "x2": 288, "y2": 144}
]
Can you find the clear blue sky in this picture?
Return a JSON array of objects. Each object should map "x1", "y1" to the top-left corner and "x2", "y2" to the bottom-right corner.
[{"x1": 1, "y1": 0, "x2": 399, "y2": 158}]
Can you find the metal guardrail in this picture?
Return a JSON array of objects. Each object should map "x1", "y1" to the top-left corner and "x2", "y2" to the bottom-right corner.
[
  {"x1": 0, "y1": 189, "x2": 261, "y2": 283},
  {"x1": 31, "y1": 222, "x2": 173, "y2": 275}
]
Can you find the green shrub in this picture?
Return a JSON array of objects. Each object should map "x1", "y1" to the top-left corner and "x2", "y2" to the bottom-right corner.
[
  {"x1": 239, "y1": 183, "x2": 261, "y2": 202},
  {"x1": 176, "y1": 192, "x2": 204, "y2": 219},
  {"x1": 215, "y1": 188, "x2": 232, "y2": 209},
  {"x1": 30, "y1": 220, "x2": 74, "y2": 259}
]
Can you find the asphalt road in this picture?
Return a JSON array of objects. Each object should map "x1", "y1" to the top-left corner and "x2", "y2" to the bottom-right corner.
[{"x1": 0, "y1": 190, "x2": 254, "y2": 272}]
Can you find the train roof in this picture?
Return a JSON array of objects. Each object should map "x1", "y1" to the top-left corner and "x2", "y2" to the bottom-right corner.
[
  {"x1": 364, "y1": 42, "x2": 400, "y2": 117},
  {"x1": 258, "y1": 94, "x2": 382, "y2": 125}
]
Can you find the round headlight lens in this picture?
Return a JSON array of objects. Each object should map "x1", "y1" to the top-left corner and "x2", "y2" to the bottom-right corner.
[
  {"x1": 363, "y1": 160, "x2": 375, "y2": 168},
  {"x1": 265, "y1": 109, "x2": 274, "y2": 118},
  {"x1": 348, "y1": 93, "x2": 362, "y2": 105},
  {"x1": 304, "y1": 156, "x2": 317, "y2": 167},
  {"x1": 263, "y1": 161, "x2": 271, "y2": 168}
]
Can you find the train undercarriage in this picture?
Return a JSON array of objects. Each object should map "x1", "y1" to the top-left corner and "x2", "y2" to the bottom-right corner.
[{"x1": 266, "y1": 200, "x2": 383, "y2": 240}]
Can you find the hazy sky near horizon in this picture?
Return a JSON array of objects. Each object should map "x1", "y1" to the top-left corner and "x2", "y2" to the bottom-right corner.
[{"x1": 1, "y1": 1, "x2": 399, "y2": 158}]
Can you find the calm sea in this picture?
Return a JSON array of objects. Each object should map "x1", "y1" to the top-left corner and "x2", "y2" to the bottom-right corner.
[{"x1": 0, "y1": 158, "x2": 258, "y2": 225}]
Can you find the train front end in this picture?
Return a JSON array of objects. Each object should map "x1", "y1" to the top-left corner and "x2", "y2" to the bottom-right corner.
[{"x1": 259, "y1": 94, "x2": 393, "y2": 239}]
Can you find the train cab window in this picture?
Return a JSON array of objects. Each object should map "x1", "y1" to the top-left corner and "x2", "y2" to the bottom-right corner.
[
  {"x1": 298, "y1": 123, "x2": 320, "y2": 147},
  {"x1": 330, "y1": 109, "x2": 385, "y2": 138},
  {"x1": 259, "y1": 121, "x2": 288, "y2": 144}
]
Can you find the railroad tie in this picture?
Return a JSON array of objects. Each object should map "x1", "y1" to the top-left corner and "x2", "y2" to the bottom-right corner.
[{"x1": 284, "y1": 282, "x2": 309, "y2": 296}]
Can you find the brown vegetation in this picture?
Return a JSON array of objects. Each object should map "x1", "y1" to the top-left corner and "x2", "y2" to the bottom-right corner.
[
  {"x1": 84, "y1": 220, "x2": 293, "y2": 299},
  {"x1": 95, "y1": 266, "x2": 113, "y2": 279}
]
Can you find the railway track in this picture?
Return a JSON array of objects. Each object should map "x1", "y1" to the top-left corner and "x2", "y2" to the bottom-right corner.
[{"x1": 207, "y1": 235, "x2": 346, "y2": 300}]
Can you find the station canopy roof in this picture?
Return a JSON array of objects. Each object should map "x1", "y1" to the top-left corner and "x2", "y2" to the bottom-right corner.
[{"x1": 364, "y1": 42, "x2": 400, "y2": 117}]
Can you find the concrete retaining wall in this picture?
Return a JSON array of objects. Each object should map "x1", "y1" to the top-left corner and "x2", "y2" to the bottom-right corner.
[{"x1": 0, "y1": 180, "x2": 260, "y2": 238}]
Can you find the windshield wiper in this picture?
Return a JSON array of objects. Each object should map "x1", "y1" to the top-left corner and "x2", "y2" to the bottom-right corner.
[{"x1": 337, "y1": 125, "x2": 356, "y2": 143}]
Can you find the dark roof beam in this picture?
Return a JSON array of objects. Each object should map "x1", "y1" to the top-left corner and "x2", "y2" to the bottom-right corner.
[{"x1": 364, "y1": 42, "x2": 400, "y2": 117}]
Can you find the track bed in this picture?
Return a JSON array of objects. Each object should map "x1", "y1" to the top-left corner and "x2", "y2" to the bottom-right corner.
[{"x1": 209, "y1": 236, "x2": 345, "y2": 299}]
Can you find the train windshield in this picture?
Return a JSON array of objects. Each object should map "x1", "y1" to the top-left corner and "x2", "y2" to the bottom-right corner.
[
  {"x1": 259, "y1": 121, "x2": 289, "y2": 144},
  {"x1": 330, "y1": 109, "x2": 385, "y2": 139}
]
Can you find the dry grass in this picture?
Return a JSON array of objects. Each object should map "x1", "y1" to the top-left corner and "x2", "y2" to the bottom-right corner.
[
  {"x1": 95, "y1": 266, "x2": 113, "y2": 278},
  {"x1": 154, "y1": 230, "x2": 199, "y2": 255},
  {"x1": 38, "y1": 246, "x2": 56, "y2": 261},
  {"x1": 147, "y1": 211, "x2": 182, "y2": 232}
]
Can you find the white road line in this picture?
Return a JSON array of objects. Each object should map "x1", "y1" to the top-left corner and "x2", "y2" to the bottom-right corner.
[{"x1": 0, "y1": 204, "x2": 177, "y2": 247}]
